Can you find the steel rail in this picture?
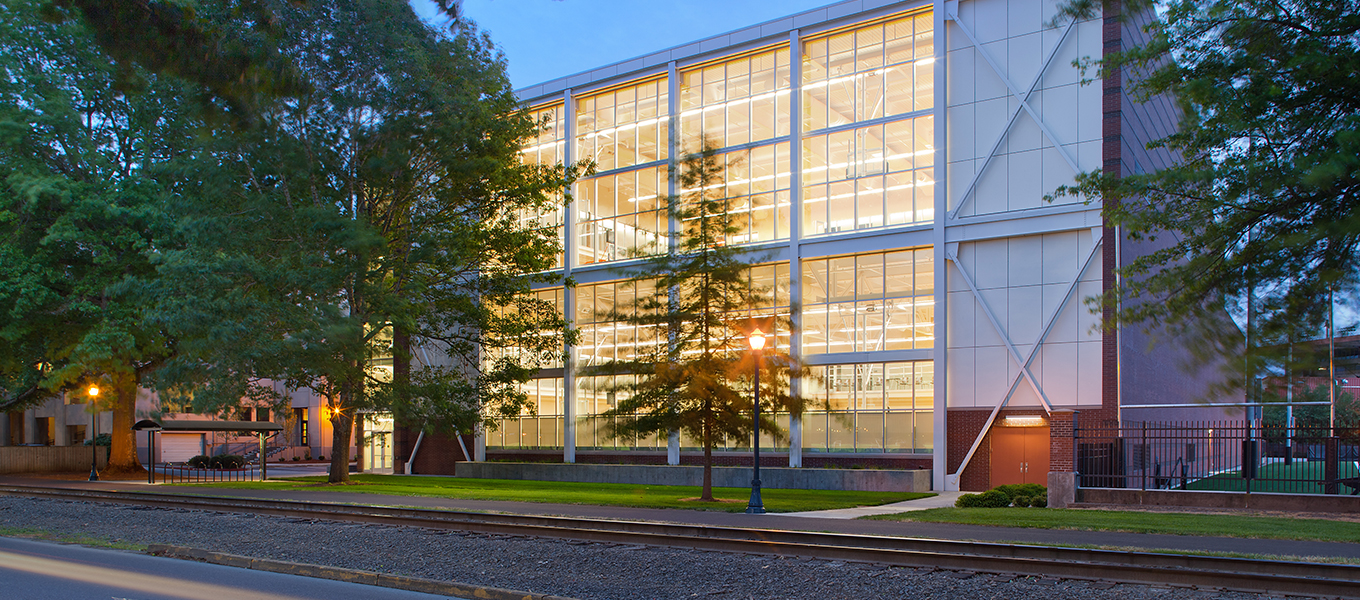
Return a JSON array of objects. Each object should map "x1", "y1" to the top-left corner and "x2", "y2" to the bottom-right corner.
[{"x1": 4, "y1": 484, "x2": 1358, "y2": 598}]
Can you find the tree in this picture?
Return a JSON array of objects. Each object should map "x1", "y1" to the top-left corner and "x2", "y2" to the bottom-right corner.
[
  {"x1": 585, "y1": 143, "x2": 810, "y2": 501},
  {"x1": 151, "y1": 0, "x2": 572, "y2": 483},
  {"x1": 0, "y1": 1, "x2": 212, "y2": 472},
  {"x1": 1050, "y1": 0, "x2": 1360, "y2": 387}
]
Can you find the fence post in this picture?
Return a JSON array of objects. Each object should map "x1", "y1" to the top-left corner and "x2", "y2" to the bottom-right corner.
[
  {"x1": 1326, "y1": 436, "x2": 1339, "y2": 495},
  {"x1": 1140, "y1": 421, "x2": 1147, "y2": 492}
]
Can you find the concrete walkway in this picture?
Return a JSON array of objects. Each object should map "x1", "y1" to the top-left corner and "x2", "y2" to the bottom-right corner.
[{"x1": 776, "y1": 491, "x2": 963, "y2": 518}]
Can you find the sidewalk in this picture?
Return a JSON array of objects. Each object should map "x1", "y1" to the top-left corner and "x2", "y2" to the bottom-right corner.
[
  {"x1": 5, "y1": 476, "x2": 1359, "y2": 560},
  {"x1": 777, "y1": 491, "x2": 964, "y2": 519}
]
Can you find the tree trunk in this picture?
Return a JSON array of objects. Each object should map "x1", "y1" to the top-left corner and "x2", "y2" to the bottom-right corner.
[
  {"x1": 106, "y1": 373, "x2": 144, "y2": 474},
  {"x1": 328, "y1": 394, "x2": 354, "y2": 483}
]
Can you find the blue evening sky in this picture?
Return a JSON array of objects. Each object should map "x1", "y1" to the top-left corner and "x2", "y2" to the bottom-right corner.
[{"x1": 413, "y1": 0, "x2": 835, "y2": 90}]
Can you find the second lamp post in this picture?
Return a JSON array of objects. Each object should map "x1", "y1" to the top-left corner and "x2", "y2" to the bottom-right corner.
[{"x1": 746, "y1": 329, "x2": 766, "y2": 514}]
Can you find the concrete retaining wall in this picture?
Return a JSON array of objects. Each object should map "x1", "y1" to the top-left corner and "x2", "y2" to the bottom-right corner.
[
  {"x1": 455, "y1": 462, "x2": 931, "y2": 492},
  {"x1": 0, "y1": 446, "x2": 107, "y2": 474},
  {"x1": 1077, "y1": 488, "x2": 1360, "y2": 512}
]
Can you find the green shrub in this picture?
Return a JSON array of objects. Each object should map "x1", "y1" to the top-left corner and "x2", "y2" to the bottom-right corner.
[
  {"x1": 1012, "y1": 495, "x2": 1032, "y2": 508},
  {"x1": 955, "y1": 493, "x2": 982, "y2": 507},
  {"x1": 210, "y1": 455, "x2": 246, "y2": 469},
  {"x1": 993, "y1": 483, "x2": 1046, "y2": 502},
  {"x1": 977, "y1": 489, "x2": 1011, "y2": 507},
  {"x1": 1032, "y1": 492, "x2": 1048, "y2": 508},
  {"x1": 187, "y1": 455, "x2": 211, "y2": 468}
]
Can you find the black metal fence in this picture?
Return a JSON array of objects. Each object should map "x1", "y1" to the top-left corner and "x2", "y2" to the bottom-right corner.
[
  {"x1": 151, "y1": 464, "x2": 263, "y2": 483},
  {"x1": 1074, "y1": 420, "x2": 1360, "y2": 494}
]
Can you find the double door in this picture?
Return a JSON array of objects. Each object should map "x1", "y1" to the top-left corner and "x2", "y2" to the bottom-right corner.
[{"x1": 990, "y1": 426, "x2": 1050, "y2": 486}]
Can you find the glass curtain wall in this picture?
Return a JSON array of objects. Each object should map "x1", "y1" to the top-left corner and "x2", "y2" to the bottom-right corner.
[
  {"x1": 507, "y1": 9, "x2": 938, "y2": 457},
  {"x1": 680, "y1": 48, "x2": 793, "y2": 245},
  {"x1": 575, "y1": 80, "x2": 670, "y2": 266},
  {"x1": 801, "y1": 249, "x2": 934, "y2": 355},
  {"x1": 801, "y1": 13, "x2": 935, "y2": 236},
  {"x1": 518, "y1": 104, "x2": 566, "y2": 268},
  {"x1": 801, "y1": 361, "x2": 934, "y2": 452},
  {"x1": 487, "y1": 288, "x2": 565, "y2": 450}
]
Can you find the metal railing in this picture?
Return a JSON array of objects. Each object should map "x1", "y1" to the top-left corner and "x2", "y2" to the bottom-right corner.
[
  {"x1": 1074, "y1": 420, "x2": 1360, "y2": 495},
  {"x1": 150, "y1": 463, "x2": 264, "y2": 483}
]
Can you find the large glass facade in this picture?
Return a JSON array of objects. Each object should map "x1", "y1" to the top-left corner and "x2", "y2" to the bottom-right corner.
[
  {"x1": 575, "y1": 79, "x2": 669, "y2": 172},
  {"x1": 510, "y1": 8, "x2": 938, "y2": 457},
  {"x1": 680, "y1": 48, "x2": 791, "y2": 149},
  {"x1": 801, "y1": 13, "x2": 934, "y2": 130},
  {"x1": 801, "y1": 249, "x2": 934, "y2": 355},
  {"x1": 490, "y1": 377, "x2": 565, "y2": 449},
  {"x1": 519, "y1": 104, "x2": 567, "y2": 268},
  {"x1": 802, "y1": 115, "x2": 934, "y2": 235},
  {"x1": 802, "y1": 361, "x2": 933, "y2": 452}
]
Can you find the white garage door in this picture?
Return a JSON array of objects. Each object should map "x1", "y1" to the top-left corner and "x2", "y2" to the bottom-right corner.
[{"x1": 160, "y1": 433, "x2": 204, "y2": 463}]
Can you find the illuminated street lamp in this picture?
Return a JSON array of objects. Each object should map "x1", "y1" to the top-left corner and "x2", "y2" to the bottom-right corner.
[
  {"x1": 746, "y1": 329, "x2": 766, "y2": 514},
  {"x1": 87, "y1": 385, "x2": 100, "y2": 482}
]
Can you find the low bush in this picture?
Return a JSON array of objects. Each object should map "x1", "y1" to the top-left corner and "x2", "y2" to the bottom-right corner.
[
  {"x1": 211, "y1": 455, "x2": 246, "y2": 469},
  {"x1": 187, "y1": 455, "x2": 211, "y2": 469},
  {"x1": 957, "y1": 484, "x2": 1048, "y2": 508},
  {"x1": 993, "y1": 483, "x2": 1046, "y2": 503}
]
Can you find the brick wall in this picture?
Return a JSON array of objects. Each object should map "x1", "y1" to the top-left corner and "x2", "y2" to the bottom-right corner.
[
  {"x1": 1102, "y1": 0, "x2": 1123, "y2": 416},
  {"x1": 947, "y1": 409, "x2": 991, "y2": 491},
  {"x1": 1049, "y1": 410, "x2": 1075, "y2": 472}
]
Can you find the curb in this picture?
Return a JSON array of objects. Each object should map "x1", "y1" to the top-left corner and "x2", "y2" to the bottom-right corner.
[{"x1": 146, "y1": 544, "x2": 580, "y2": 600}]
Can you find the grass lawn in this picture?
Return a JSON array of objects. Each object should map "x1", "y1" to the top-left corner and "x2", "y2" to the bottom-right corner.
[
  {"x1": 1186, "y1": 461, "x2": 1360, "y2": 494},
  {"x1": 174, "y1": 474, "x2": 934, "y2": 513},
  {"x1": 864, "y1": 507, "x2": 1360, "y2": 543}
]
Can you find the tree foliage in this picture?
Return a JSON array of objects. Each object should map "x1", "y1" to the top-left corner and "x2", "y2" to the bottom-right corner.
[
  {"x1": 150, "y1": 0, "x2": 573, "y2": 482},
  {"x1": 0, "y1": 1, "x2": 209, "y2": 471},
  {"x1": 1050, "y1": 0, "x2": 1360, "y2": 393},
  {"x1": 585, "y1": 143, "x2": 810, "y2": 501}
]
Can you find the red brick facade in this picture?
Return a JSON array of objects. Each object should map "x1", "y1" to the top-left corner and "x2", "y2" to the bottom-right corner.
[{"x1": 1049, "y1": 410, "x2": 1075, "y2": 473}]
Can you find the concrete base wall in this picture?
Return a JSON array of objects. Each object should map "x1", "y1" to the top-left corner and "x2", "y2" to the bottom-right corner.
[
  {"x1": 1077, "y1": 488, "x2": 1360, "y2": 513},
  {"x1": 0, "y1": 446, "x2": 107, "y2": 474},
  {"x1": 456, "y1": 462, "x2": 932, "y2": 492}
]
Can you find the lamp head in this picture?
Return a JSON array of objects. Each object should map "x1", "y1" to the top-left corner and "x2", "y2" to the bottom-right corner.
[
  {"x1": 749, "y1": 329, "x2": 767, "y2": 351},
  {"x1": 87, "y1": 385, "x2": 99, "y2": 398}
]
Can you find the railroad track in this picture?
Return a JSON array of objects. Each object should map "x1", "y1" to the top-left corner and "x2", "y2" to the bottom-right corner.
[{"x1": 3, "y1": 484, "x2": 1357, "y2": 598}]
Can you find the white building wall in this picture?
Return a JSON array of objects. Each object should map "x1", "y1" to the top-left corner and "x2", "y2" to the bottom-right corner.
[{"x1": 942, "y1": 0, "x2": 1105, "y2": 417}]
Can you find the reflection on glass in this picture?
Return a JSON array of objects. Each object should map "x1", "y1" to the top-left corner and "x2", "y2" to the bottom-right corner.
[
  {"x1": 802, "y1": 13, "x2": 934, "y2": 131},
  {"x1": 802, "y1": 249, "x2": 934, "y2": 354},
  {"x1": 802, "y1": 116, "x2": 935, "y2": 236}
]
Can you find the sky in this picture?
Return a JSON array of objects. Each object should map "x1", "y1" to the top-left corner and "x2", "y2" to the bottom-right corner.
[{"x1": 412, "y1": 0, "x2": 835, "y2": 90}]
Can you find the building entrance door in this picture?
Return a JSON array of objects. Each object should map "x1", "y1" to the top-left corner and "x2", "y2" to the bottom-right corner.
[
  {"x1": 363, "y1": 413, "x2": 393, "y2": 472},
  {"x1": 990, "y1": 425, "x2": 1050, "y2": 486}
]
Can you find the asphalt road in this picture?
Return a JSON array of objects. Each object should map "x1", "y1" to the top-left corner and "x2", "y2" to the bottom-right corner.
[{"x1": 0, "y1": 536, "x2": 456, "y2": 600}]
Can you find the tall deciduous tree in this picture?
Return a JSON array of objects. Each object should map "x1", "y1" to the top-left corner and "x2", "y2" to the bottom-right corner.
[
  {"x1": 1051, "y1": 0, "x2": 1360, "y2": 389},
  {"x1": 153, "y1": 0, "x2": 572, "y2": 483},
  {"x1": 0, "y1": 1, "x2": 206, "y2": 471},
  {"x1": 587, "y1": 144, "x2": 809, "y2": 501}
]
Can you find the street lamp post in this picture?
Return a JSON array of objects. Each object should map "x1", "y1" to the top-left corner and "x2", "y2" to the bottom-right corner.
[
  {"x1": 87, "y1": 385, "x2": 100, "y2": 482},
  {"x1": 746, "y1": 329, "x2": 766, "y2": 515}
]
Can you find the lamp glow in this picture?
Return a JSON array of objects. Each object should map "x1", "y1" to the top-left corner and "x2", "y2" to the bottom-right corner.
[
  {"x1": 88, "y1": 386, "x2": 99, "y2": 398},
  {"x1": 749, "y1": 329, "x2": 767, "y2": 351}
]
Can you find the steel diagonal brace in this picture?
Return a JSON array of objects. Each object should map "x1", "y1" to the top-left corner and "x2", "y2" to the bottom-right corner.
[
  {"x1": 946, "y1": 233, "x2": 1103, "y2": 488},
  {"x1": 946, "y1": 248, "x2": 1055, "y2": 414},
  {"x1": 944, "y1": 8, "x2": 1080, "y2": 221}
]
